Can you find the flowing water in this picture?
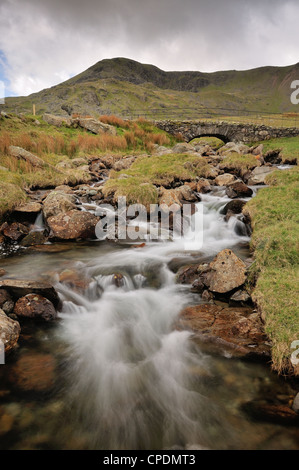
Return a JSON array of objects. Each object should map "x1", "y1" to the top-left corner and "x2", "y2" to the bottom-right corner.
[{"x1": 0, "y1": 187, "x2": 298, "y2": 450}]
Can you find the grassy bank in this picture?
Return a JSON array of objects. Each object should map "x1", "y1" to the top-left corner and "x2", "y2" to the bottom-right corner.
[
  {"x1": 245, "y1": 166, "x2": 299, "y2": 375},
  {"x1": 0, "y1": 113, "x2": 178, "y2": 220},
  {"x1": 256, "y1": 136, "x2": 299, "y2": 164},
  {"x1": 103, "y1": 152, "x2": 216, "y2": 208}
]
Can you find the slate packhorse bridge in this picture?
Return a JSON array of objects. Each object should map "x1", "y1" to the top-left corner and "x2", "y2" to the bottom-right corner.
[{"x1": 154, "y1": 120, "x2": 299, "y2": 144}]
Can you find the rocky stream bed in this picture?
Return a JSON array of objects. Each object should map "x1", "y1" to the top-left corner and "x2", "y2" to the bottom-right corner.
[{"x1": 0, "y1": 139, "x2": 298, "y2": 450}]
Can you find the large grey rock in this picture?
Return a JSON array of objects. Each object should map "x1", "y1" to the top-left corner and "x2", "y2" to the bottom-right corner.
[
  {"x1": 158, "y1": 187, "x2": 182, "y2": 209},
  {"x1": 215, "y1": 173, "x2": 236, "y2": 186},
  {"x1": 204, "y1": 249, "x2": 247, "y2": 294},
  {"x1": 47, "y1": 209, "x2": 99, "y2": 240},
  {"x1": 8, "y1": 146, "x2": 46, "y2": 169},
  {"x1": 77, "y1": 117, "x2": 117, "y2": 135},
  {"x1": 43, "y1": 113, "x2": 72, "y2": 127},
  {"x1": 247, "y1": 166, "x2": 274, "y2": 185},
  {"x1": 196, "y1": 178, "x2": 211, "y2": 193},
  {"x1": 174, "y1": 185, "x2": 198, "y2": 202},
  {"x1": 43, "y1": 191, "x2": 77, "y2": 219},
  {"x1": 218, "y1": 142, "x2": 251, "y2": 155},
  {"x1": 113, "y1": 156, "x2": 136, "y2": 171},
  {"x1": 172, "y1": 142, "x2": 195, "y2": 153},
  {"x1": 14, "y1": 202, "x2": 42, "y2": 214}
]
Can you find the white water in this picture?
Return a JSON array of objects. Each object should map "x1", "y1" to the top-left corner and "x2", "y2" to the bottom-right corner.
[{"x1": 57, "y1": 191, "x2": 251, "y2": 449}]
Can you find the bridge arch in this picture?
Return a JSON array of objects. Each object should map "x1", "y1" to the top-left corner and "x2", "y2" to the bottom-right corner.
[{"x1": 188, "y1": 133, "x2": 231, "y2": 144}]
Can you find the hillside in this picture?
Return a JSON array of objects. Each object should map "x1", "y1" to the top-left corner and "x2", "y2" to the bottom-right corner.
[{"x1": 2, "y1": 57, "x2": 299, "y2": 118}]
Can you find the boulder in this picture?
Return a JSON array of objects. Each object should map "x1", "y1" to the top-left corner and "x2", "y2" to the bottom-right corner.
[
  {"x1": 43, "y1": 113, "x2": 72, "y2": 127},
  {"x1": 174, "y1": 185, "x2": 198, "y2": 202},
  {"x1": 249, "y1": 144, "x2": 264, "y2": 156},
  {"x1": 19, "y1": 231, "x2": 47, "y2": 247},
  {"x1": 43, "y1": 191, "x2": 77, "y2": 219},
  {"x1": 76, "y1": 117, "x2": 116, "y2": 135},
  {"x1": 113, "y1": 156, "x2": 136, "y2": 171},
  {"x1": 54, "y1": 185, "x2": 74, "y2": 194},
  {"x1": 152, "y1": 145, "x2": 173, "y2": 156},
  {"x1": 158, "y1": 187, "x2": 182, "y2": 210},
  {"x1": 221, "y1": 199, "x2": 246, "y2": 215},
  {"x1": 172, "y1": 142, "x2": 195, "y2": 153},
  {"x1": 196, "y1": 178, "x2": 211, "y2": 193},
  {"x1": 0, "y1": 308, "x2": 21, "y2": 353},
  {"x1": 8, "y1": 146, "x2": 47, "y2": 169},
  {"x1": 214, "y1": 173, "x2": 236, "y2": 186},
  {"x1": 230, "y1": 289, "x2": 251, "y2": 305},
  {"x1": 55, "y1": 160, "x2": 73, "y2": 170},
  {"x1": 201, "y1": 166, "x2": 219, "y2": 179},
  {"x1": 0, "y1": 222, "x2": 29, "y2": 242},
  {"x1": 225, "y1": 181, "x2": 253, "y2": 199},
  {"x1": 218, "y1": 142, "x2": 250, "y2": 155},
  {"x1": 0, "y1": 280, "x2": 60, "y2": 308},
  {"x1": 203, "y1": 249, "x2": 246, "y2": 294},
  {"x1": 247, "y1": 166, "x2": 274, "y2": 185},
  {"x1": 14, "y1": 202, "x2": 42, "y2": 214},
  {"x1": 176, "y1": 264, "x2": 203, "y2": 285},
  {"x1": 47, "y1": 209, "x2": 99, "y2": 240},
  {"x1": 59, "y1": 269, "x2": 90, "y2": 292},
  {"x1": 68, "y1": 157, "x2": 87, "y2": 168},
  {"x1": 178, "y1": 304, "x2": 270, "y2": 359},
  {"x1": 183, "y1": 181, "x2": 197, "y2": 191},
  {"x1": 14, "y1": 294, "x2": 57, "y2": 322},
  {"x1": 197, "y1": 144, "x2": 215, "y2": 156},
  {"x1": 89, "y1": 159, "x2": 107, "y2": 174}
]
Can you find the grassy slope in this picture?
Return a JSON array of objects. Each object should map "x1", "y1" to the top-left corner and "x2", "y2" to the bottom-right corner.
[
  {"x1": 255, "y1": 136, "x2": 299, "y2": 164},
  {"x1": 245, "y1": 166, "x2": 299, "y2": 374},
  {"x1": 0, "y1": 113, "x2": 178, "y2": 220},
  {"x1": 3, "y1": 58, "x2": 299, "y2": 118},
  {"x1": 103, "y1": 152, "x2": 216, "y2": 210}
]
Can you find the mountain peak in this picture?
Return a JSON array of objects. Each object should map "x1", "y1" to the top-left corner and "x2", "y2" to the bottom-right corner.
[{"x1": 3, "y1": 58, "x2": 299, "y2": 118}]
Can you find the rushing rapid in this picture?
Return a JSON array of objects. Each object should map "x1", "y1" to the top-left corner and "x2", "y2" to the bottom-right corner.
[
  {"x1": 55, "y1": 189, "x2": 251, "y2": 449},
  {"x1": 1, "y1": 185, "x2": 297, "y2": 450}
]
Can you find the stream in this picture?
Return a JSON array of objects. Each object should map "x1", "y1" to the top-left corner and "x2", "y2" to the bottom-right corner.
[{"x1": 0, "y1": 185, "x2": 298, "y2": 450}]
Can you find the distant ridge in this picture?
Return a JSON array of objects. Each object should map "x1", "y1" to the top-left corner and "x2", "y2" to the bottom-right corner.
[{"x1": 3, "y1": 57, "x2": 299, "y2": 118}]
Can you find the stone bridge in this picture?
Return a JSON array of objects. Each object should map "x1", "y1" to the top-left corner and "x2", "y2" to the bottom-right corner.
[{"x1": 154, "y1": 120, "x2": 299, "y2": 144}]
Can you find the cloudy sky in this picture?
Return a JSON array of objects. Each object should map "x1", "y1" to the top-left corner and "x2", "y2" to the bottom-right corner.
[{"x1": 0, "y1": 0, "x2": 298, "y2": 97}]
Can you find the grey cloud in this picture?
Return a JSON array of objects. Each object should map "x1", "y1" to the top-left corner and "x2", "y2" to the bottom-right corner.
[{"x1": 0, "y1": 0, "x2": 298, "y2": 95}]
